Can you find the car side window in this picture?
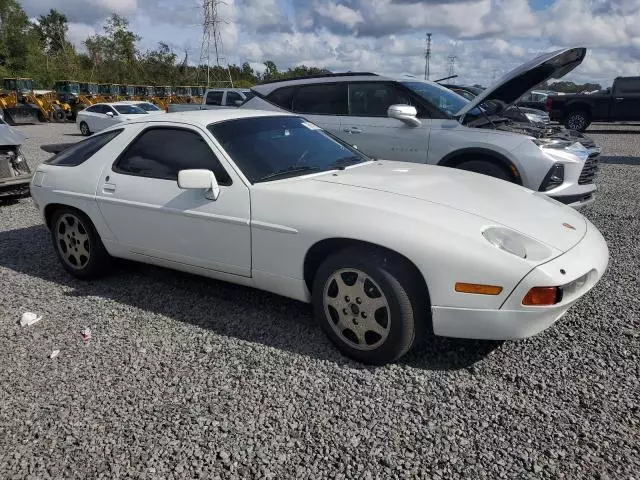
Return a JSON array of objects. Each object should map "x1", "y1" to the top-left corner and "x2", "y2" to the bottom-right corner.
[
  {"x1": 113, "y1": 128, "x2": 232, "y2": 185},
  {"x1": 225, "y1": 91, "x2": 243, "y2": 106},
  {"x1": 205, "y1": 91, "x2": 224, "y2": 106},
  {"x1": 85, "y1": 105, "x2": 98, "y2": 113},
  {"x1": 267, "y1": 86, "x2": 295, "y2": 111},
  {"x1": 348, "y1": 83, "x2": 410, "y2": 117},
  {"x1": 615, "y1": 78, "x2": 640, "y2": 94},
  {"x1": 293, "y1": 84, "x2": 348, "y2": 115},
  {"x1": 46, "y1": 129, "x2": 124, "y2": 166}
]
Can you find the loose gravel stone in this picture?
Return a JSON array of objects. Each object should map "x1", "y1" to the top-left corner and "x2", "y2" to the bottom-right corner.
[{"x1": 0, "y1": 122, "x2": 638, "y2": 479}]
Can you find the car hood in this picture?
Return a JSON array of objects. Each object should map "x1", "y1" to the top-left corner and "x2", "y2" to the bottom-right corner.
[
  {"x1": 457, "y1": 47, "x2": 586, "y2": 118},
  {"x1": 0, "y1": 123, "x2": 27, "y2": 145},
  {"x1": 313, "y1": 161, "x2": 586, "y2": 252}
]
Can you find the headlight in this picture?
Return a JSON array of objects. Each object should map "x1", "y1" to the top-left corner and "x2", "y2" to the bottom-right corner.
[
  {"x1": 482, "y1": 226, "x2": 554, "y2": 261},
  {"x1": 539, "y1": 163, "x2": 565, "y2": 191},
  {"x1": 525, "y1": 113, "x2": 545, "y2": 124},
  {"x1": 532, "y1": 138, "x2": 573, "y2": 149},
  {"x1": 482, "y1": 227, "x2": 528, "y2": 259}
]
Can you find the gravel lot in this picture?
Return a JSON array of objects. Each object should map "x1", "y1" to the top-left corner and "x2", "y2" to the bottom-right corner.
[{"x1": 1, "y1": 122, "x2": 638, "y2": 479}]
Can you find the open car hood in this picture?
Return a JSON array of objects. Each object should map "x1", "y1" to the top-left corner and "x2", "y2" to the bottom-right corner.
[
  {"x1": 456, "y1": 47, "x2": 586, "y2": 118},
  {"x1": 0, "y1": 123, "x2": 27, "y2": 146}
]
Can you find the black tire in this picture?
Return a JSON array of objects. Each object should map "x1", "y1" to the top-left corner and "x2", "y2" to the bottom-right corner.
[
  {"x1": 564, "y1": 111, "x2": 590, "y2": 132},
  {"x1": 79, "y1": 121, "x2": 91, "y2": 136},
  {"x1": 312, "y1": 247, "x2": 427, "y2": 365},
  {"x1": 37, "y1": 110, "x2": 46, "y2": 123},
  {"x1": 456, "y1": 160, "x2": 512, "y2": 182},
  {"x1": 50, "y1": 206, "x2": 110, "y2": 279},
  {"x1": 53, "y1": 109, "x2": 65, "y2": 122}
]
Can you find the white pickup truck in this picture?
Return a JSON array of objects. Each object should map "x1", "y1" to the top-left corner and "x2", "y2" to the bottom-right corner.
[{"x1": 167, "y1": 88, "x2": 253, "y2": 113}]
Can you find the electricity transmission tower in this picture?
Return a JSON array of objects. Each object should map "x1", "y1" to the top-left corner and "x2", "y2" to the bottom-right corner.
[
  {"x1": 197, "y1": 0, "x2": 233, "y2": 87},
  {"x1": 424, "y1": 33, "x2": 432, "y2": 80},
  {"x1": 447, "y1": 56, "x2": 457, "y2": 78}
]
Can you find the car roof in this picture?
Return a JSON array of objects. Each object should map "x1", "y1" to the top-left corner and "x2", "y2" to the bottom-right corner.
[
  {"x1": 250, "y1": 73, "x2": 440, "y2": 95},
  {"x1": 122, "y1": 108, "x2": 297, "y2": 127}
]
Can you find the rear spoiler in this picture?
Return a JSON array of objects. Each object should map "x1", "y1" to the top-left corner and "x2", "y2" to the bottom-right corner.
[{"x1": 41, "y1": 143, "x2": 76, "y2": 154}]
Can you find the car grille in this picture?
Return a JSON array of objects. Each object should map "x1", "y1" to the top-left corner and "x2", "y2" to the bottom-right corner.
[
  {"x1": 578, "y1": 152, "x2": 599, "y2": 185},
  {"x1": 0, "y1": 157, "x2": 12, "y2": 179}
]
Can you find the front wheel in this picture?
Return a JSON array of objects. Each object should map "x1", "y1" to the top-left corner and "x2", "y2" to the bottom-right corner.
[
  {"x1": 312, "y1": 248, "x2": 426, "y2": 365},
  {"x1": 51, "y1": 207, "x2": 110, "y2": 279},
  {"x1": 456, "y1": 160, "x2": 512, "y2": 182},
  {"x1": 79, "y1": 121, "x2": 91, "y2": 136},
  {"x1": 564, "y1": 111, "x2": 590, "y2": 132}
]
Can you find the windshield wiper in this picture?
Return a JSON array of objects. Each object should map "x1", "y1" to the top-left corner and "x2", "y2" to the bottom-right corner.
[
  {"x1": 328, "y1": 156, "x2": 364, "y2": 170},
  {"x1": 255, "y1": 166, "x2": 320, "y2": 183}
]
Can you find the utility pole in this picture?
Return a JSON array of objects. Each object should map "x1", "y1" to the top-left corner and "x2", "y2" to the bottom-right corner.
[
  {"x1": 447, "y1": 56, "x2": 457, "y2": 78},
  {"x1": 491, "y1": 68, "x2": 499, "y2": 84},
  {"x1": 197, "y1": 0, "x2": 233, "y2": 87},
  {"x1": 424, "y1": 33, "x2": 432, "y2": 80}
]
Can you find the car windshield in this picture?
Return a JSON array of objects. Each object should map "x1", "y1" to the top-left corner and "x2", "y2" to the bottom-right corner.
[
  {"x1": 114, "y1": 105, "x2": 147, "y2": 114},
  {"x1": 208, "y1": 116, "x2": 369, "y2": 183},
  {"x1": 135, "y1": 102, "x2": 161, "y2": 111},
  {"x1": 402, "y1": 81, "x2": 470, "y2": 116}
]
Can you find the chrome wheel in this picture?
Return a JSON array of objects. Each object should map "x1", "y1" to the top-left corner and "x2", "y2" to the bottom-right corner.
[
  {"x1": 567, "y1": 112, "x2": 586, "y2": 131},
  {"x1": 80, "y1": 122, "x2": 89, "y2": 136},
  {"x1": 55, "y1": 213, "x2": 91, "y2": 270},
  {"x1": 323, "y1": 268, "x2": 391, "y2": 351}
]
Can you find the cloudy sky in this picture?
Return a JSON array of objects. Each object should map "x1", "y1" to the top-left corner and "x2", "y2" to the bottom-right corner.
[{"x1": 22, "y1": 0, "x2": 640, "y2": 87}]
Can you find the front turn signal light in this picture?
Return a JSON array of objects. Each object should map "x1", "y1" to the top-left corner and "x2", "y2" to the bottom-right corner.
[
  {"x1": 455, "y1": 283, "x2": 503, "y2": 295},
  {"x1": 522, "y1": 287, "x2": 562, "y2": 306}
]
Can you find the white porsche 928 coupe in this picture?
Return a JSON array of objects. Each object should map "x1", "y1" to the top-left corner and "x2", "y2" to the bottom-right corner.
[{"x1": 30, "y1": 109, "x2": 609, "y2": 364}]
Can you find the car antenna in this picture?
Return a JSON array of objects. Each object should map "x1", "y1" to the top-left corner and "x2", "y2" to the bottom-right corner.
[{"x1": 434, "y1": 74, "x2": 458, "y2": 83}]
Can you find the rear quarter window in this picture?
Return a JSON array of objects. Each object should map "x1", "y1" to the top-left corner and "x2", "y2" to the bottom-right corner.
[{"x1": 45, "y1": 129, "x2": 123, "y2": 166}]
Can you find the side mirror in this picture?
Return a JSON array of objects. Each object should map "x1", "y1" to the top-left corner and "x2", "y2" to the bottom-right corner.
[
  {"x1": 177, "y1": 169, "x2": 220, "y2": 200},
  {"x1": 234, "y1": 100, "x2": 243, "y2": 107},
  {"x1": 387, "y1": 104, "x2": 421, "y2": 127},
  {"x1": 105, "y1": 111, "x2": 114, "y2": 117}
]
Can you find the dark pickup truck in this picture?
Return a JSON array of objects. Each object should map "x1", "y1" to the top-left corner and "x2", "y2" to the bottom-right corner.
[{"x1": 547, "y1": 76, "x2": 640, "y2": 131}]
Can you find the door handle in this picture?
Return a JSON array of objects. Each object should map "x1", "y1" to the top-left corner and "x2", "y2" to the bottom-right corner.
[
  {"x1": 103, "y1": 182, "x2": 116, "y2": 193},
  {"x1": 343, "y1": 127, "x2": 363, "y2": 134},
  {"x1": 615, "y1": 97, "x2": 624, "y2": 102}
]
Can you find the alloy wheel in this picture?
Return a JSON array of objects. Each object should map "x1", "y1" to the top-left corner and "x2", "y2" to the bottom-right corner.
[
  {"x1": 55, "y1": 213, "x2": 91, "y2": 270},
  {"x1": 567, "y1": 113, "x2": 586, "y2": 131},
  {"x1": 323, "y1": 268, "x2": 391, "y2": 351}
]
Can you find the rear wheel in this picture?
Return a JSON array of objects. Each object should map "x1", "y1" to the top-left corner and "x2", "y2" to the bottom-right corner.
[
  {"x1": 564, "y1": 111, "x2": 590, "y2": 132},
  {"x1": 79, "y1": 121, "x2": 91, "y2": 136},
  {"x1": 456, "y1": 160, "x2": 512, "y2": 182},
  {"x1": 312, "y1": 248, "x2": 426, "y2": 365},
  {"x1": 51, "y1": 207, "x2": 110, "y2": 279}
]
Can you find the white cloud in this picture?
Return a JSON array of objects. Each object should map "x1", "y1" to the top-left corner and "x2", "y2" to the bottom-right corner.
[
  {"x1": 25, "y1": 0, "x2": 640, "y2": 87},
  {"x1": 314, "y1": 2, "x2": 364, "y2": 29}
]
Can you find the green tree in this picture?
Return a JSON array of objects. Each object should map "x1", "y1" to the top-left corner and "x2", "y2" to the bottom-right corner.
[
  {"x1": 263, "y1": 60, "x2": 280, "y2": 81},
  {"x1": 0, "y1": 0, "x2": 32, "y2": 73},
  {"x1": 34, "y1": 9, "x2": 70, "y2": 56},
  {"x1": 84, "y1": 14, "x2": 140, "y2": 82}
]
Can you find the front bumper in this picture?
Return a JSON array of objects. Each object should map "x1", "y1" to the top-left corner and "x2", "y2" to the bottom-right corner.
[
  {"x1": 0, "y1": 176, "x2": 32, "y2": 198},
  {"x1": 541, "y1": 146, "x2": 600, "y2": 209},
  {"x1": 551, "y1": 192, "x2": 596, "y2": 209},
  {"x1": 431, "y1": 219, "x2": 608, "y2": 340}
]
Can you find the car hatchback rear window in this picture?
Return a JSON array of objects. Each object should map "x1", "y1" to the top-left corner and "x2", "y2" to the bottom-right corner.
[{"x1": 46, "y1": 129, "x2": 123, "y2": 166}]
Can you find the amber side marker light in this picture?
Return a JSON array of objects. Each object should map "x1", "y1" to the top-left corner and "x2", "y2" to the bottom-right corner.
[
  {"x1": 522, "y1": 287, "x2": 562, "y2": 306},
  {"x1": 455, "y1": 283, "x2": 503, "y2": 295}
]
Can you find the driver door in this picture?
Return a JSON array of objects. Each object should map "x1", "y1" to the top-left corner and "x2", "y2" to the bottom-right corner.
[
  {"x1": 95, "y1": 124, "x2": 251, "y2": 276},
  {"x1": 338, "y1": 82, "x2": 430, "y2": 163}
]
